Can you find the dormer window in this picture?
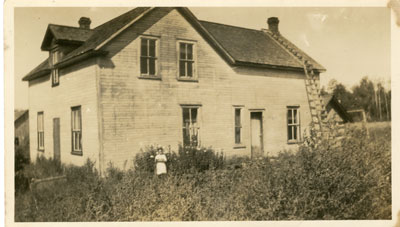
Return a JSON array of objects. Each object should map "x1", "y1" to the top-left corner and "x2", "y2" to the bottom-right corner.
[
  {"x1": 51, "y1": 50, "x2": 59, "y2": 65},
  {"x1": 51, "y1": 49, "x2": 59, "y2": 86}
]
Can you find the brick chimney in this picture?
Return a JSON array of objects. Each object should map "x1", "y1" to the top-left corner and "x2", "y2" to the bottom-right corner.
[
  {"x1": 78, "y1": 17, "x2": 91, "y2": 29},
  {"x1": 267, "y1": 17, "x2": 279, "y2": 33}
]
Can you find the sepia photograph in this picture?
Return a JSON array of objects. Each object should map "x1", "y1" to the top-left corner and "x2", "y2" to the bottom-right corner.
[{"x1": 6, "y1": 2, "x2": 397, "y2": 225}]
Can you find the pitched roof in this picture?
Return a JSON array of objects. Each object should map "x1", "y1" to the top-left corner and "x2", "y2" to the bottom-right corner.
[
  {"x1": 49, "y1": 24, "x2": 94, "y2": 42},
  {"x1": 24, "y1": 7, "x2": 325, "y2": 81},
  {"x1": 200, "y1": 20, "x2": 324, "y2": 70},
  {"x1": 41, "y1": 24, "x2": 94, "y2": 50},
  {"x1": 61, "y1": 7, "x2": 152, "y2": 63}
]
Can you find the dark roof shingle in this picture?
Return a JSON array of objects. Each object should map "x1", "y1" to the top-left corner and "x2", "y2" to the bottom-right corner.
[
  {"x1": 62, "y1": 7, "x2": 151, "y2": 62},
  {"x1": 48, "y1": 24, "x2": 94, "y2": 43},
  {"x1": 24, "y1": 7, "x2": 326, "y2": 81},
  {"x1": 200, "y1": 20, "x2": 325, "y2": 71}
]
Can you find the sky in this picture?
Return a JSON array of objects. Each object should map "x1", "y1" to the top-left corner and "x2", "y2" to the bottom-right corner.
[{"x1": 14, "y1": 7, "x2": 391, "y2": 109}]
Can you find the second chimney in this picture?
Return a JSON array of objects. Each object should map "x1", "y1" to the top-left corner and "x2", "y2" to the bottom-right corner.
[
  {"x1": 267, "y1": 17, "x2": 279, "y2": 33},
  {"x1": 79, "y1": 17, "x2": 91, "y2": 29}
]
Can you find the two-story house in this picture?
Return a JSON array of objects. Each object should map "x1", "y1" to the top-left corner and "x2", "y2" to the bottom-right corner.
[{"x1": 23, "y1": 7, "x2": 326, "y2": 172}]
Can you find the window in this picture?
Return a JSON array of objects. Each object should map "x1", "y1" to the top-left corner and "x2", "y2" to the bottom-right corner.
[
  {"x1": 140, "y1": 38, "x2": 158, "y2": 76},
  {"x1": 51, "y1": 50, "x2": 59, "y2": 65},
  {"x1": 71, "y1": 106, "x2": 82, "y2": 155},
  {"x1": 51, "y1": 69, "x2": 59, "y2": 86},
  {"x1": 234, "y1": 108, "x2": 242, "y2": 144},
  {"x1": 178, "y1": 42, "x2": 196, "y2": 79},
  {"x1": 182, "y1": 106, "x2": 200, "y2": 147},
  {"x1": 287, "y1": 107, "x2": 300, "y2": 143},
  {"x1": 37, "y1": 112, "x2": 44, "y2": 151}
]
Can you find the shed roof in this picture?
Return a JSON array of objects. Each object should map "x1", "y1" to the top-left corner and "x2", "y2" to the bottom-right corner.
[{"x1": 322, "y1": 94, "x2": 353, "y2": 123}]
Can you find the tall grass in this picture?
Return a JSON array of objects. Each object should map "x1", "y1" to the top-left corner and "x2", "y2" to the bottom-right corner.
[{"x1": 15, "y1": 124, "x2": 391, "y2": 221}]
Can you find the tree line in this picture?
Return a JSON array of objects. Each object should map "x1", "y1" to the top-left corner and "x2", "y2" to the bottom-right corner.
[{"x1": 321, "y1": 76, "x2": 391, "y2": 122}]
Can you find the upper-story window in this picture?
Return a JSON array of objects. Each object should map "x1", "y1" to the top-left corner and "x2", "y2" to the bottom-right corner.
[
  {"x1": 51, "y1": 49, "x2": 59, "y2": 66},
  {"x1": 178, "y1": 41, "x2": 196, "y2": 80},
  {"x1": 140, "y1": 37, "x2": 158, "y2": 77},
  {"x1": 51, "y1": 49, "x2": 60, "y2": 86}
]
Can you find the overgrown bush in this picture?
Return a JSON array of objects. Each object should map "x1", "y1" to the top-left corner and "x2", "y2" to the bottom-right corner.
[
  {"x1": 134, "y1": 145, "x2": 224, "y2": 175},
  {"x1": 15, "y1": 123, "x2": 391, "y2": 221},
  {"x1": 15, "y1": 155, "x2": 64, "y2": 194}
]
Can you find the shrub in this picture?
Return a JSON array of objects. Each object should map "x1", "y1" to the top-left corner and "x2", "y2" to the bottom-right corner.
[
  {"x1": 134, "y1": 145, "x2": 224, "y2": 175},
  {"x1": 15, "y1": 155, "x2": 64, "y2": 194},
  {"x1": 15, "y1": 123, "x2": 391, "y2": 221}
]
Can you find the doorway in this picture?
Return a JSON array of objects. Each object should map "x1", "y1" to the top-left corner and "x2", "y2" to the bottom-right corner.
[
  {"x1": 250, "y1": 112, "x2": 263, "y2": 158},
  {"x1": 53, "y1": 118, "x2": 61, "y2": 162}
]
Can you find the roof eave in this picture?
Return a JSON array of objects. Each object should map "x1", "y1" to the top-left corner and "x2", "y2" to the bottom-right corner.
[
  {"x1": 23, "y1": 50, "x2": 107, "y2": 82},
  {"x1": 22, "y1": 69, "x2": 51, "y2": 81},
  {"x1": 235, "y1": 60, "x2": 307, "y2": 72},
  {"x1": 55, "y1": 49, "x2": 108, "y2": 69}
]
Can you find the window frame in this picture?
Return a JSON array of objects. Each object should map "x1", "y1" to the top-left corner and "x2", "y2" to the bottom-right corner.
[
  {"x1": 176, "y1": 40, "x2": 197, "y2": 81},
  {"x1": 233, "y1": 106, "x2": 246, "y2": 148},
  {"x1": 139, "y1": 36, "x2": 160, "y2": 79},
  {"x1": 51, "y1": 49, "x2": 59, "y2": 66},
  {"x1": 37, "y1": 112, "x2": 44, "y2": 152},
  {"x1": 287, "y1": 106, "x2": 301, "y2": 144},
  {"x1": 181, "y1": 104, "x2": 201, "y2": 148},
  {"x1": 51, "y1": 68, "x2": 59, "y2": 87},
  {"x1": 71, "y1": 106, "x2": 83, "y2": 156}
]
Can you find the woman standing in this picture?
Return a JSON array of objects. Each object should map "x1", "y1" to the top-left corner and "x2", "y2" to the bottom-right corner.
[{"x1": 155, "y1": 146, "x2": 167, "y2": 177}]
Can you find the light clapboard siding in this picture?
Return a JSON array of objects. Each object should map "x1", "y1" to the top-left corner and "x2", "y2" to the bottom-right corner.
[
  {"x1": 97, "y1": 8, "x2": 312, "y2": 169},
  {"x1": 28, "y1": 59, "x2": 100, "y2": 168}
]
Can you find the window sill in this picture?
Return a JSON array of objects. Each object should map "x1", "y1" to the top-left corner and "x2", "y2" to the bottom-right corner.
[
  {"x1": 71, "y1": 151, "x2": 83, "y2": 156},
  {"x1": 138, "y1": 75, "x2": 161, "y2": 80},
  {"x1": 52, "y1": 83, "x2": 59, "y2": 87},
  {"x1": 287, "y1": 140, "x2": 301, "y2": 145},
  {"x1": 233, "y1": 144, "x2": 246, "y2": 149},
  {"x1": 177, "y1": 77, "x2": 198, "y2": 82}
]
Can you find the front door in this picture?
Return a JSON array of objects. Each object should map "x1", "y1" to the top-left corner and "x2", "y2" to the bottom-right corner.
[
  {"x1": 250, "y1": 112, "x2": 263, "y2": 158},
  {"x1": 53, "y1": 118, "x2": 61, "y2": 162}
]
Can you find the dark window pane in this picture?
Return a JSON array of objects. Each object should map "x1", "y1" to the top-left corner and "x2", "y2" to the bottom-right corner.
[
  {"x1": 149, "y1": 39, "x2": 156, "y2": 57},
  {"x1": 293, "y1": 126, "x2": 297, "y2": 140},
  {"x1": 183, "y1": 128, "x2": 190, "y2": 146},
  {"x1": 191, "y1": 108, "x2": 197, "y2": 123},
  {"x1": 149, "y1": 58, "x2": 156, "y2": 75},
  {"x1": 288, "y1": 109, "x2": 293, "y2": 124},
  {"x1": 187, "y1": 44, "x2": 193, "y2": 60},
  {"x1": 235, "y1": 109, "x2": 241, "y2": 126},
  {"x1": 288, "y1": 126, "x2": 292, "y2": 140},
  {"x1": 180, "y1": 43, "x2": 186, "y2": 59},
  {"x1": 140, "y1": 57, "x2": 148, "y2": 74},
  {"x1": 182, "y1": 108, "x2": 189, "y2": 124},
  {"x1": 187, "y1": 62, "x2": 193, "y2": 77},
  {"x1": 141, "y1": 39, "x2": 148, "y2": 56},
  {"x1": 179, "y1": 61, "x2": 186, "y2": 77},
  {"x1": 235, "y1": 127, "x2": 241, "y2": 144},
  {"x1": 79, "y1": 132, "x2": 82, "y2": 150},
  {"x1": 293, "y1": 109, "x2": 297, "y2": 124}
]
